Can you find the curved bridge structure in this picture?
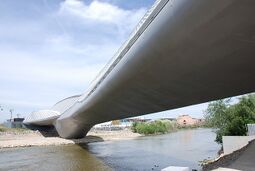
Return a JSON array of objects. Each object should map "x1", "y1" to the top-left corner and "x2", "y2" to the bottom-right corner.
[
  {"x1": 24, "y1": 95, "x2": 80, "y2": 126},
  {"x1": 24, "y1": 0, "x2": 255, "y2": 138}
]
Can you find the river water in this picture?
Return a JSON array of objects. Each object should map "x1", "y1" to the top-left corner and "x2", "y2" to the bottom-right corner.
[{"x1": 0, "y1": 128, "x2": 220, "y2": 171}]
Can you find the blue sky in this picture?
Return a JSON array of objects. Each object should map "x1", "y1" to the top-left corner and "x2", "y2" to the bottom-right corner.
[{"x1": 0, "y1": 0, "x2": 210, "y2": 122}]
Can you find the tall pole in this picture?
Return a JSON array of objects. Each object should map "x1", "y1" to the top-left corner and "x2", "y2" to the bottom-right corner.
[{"x1": 9, "y1": 109, "x2": 13, "y2": 121}]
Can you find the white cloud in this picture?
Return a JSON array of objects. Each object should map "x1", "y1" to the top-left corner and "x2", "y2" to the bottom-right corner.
[
  {"x1": 59, "y1": 0, "x2": 146, "y2": 24},
  {"x1": 58, "y1": 0, "x2": 146, "y2": 38}
]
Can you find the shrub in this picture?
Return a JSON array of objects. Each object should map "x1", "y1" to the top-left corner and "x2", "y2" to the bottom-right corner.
[
  {"x1": 0, "y1": 125, "x2": 8, "y2": 132},
  {"x1": 131, "y1": 120, "x2": 177, "y2": 135}
]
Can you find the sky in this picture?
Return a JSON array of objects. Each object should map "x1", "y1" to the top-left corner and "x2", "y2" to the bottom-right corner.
[{"x1": 0, "y1": 0, "x2": 231, "y2": 122}]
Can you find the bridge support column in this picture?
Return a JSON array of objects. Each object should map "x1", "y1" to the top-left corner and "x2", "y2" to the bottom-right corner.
[{"x1": 54, "y1": 117, "x2": 93, "y2": 139}]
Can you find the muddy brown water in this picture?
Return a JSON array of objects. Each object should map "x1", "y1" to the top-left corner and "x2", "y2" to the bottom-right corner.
[{"x1": 0, "y1": 128, "x2": 220, "y2": 171}]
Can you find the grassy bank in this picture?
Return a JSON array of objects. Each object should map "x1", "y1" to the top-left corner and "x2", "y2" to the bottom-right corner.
[
  {"x1": 0, "y1": 125, "x2": 8, "y2": 132},
  {"x1": 131, "y1": 120, "x2": 178, "y2": 135},
  {"x1": 0, "y1": 124, "x2": 28, "y2": 133}
]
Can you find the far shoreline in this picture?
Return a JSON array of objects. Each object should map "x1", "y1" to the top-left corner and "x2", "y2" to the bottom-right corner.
[
  {"x1": 0, "y1": 129, "x2": 142, "y2": 149},
  {"x1": 0, "y1": 127, "x2": 207, "y2": 149}
]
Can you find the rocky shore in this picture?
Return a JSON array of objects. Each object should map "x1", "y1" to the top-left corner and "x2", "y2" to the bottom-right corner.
[{"x1": 0, "y1": 129, "x2": 141, "y2": 148}]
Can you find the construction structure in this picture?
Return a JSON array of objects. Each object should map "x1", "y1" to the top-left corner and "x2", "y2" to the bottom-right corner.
[{"x1": 24, "y1": 0, "x2": 255, "y2": 138}]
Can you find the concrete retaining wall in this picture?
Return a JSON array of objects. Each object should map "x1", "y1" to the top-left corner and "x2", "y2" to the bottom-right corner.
[
  {"x1": 247, "y1": 124, "x2": 255, "y2": 136},
  {"x1": 223, "y1": 136, "x2": 255, "y2": 155}
]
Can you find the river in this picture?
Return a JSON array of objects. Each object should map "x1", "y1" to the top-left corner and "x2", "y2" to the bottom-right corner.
[{"x1": 0, "y1": 128, "x2": 220, "y2": 171}]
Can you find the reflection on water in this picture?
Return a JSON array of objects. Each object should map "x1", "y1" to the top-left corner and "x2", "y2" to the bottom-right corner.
[
  {"x1": 0, "y1": 145, "x2": 112, "y2": 171},
  {"x1": 0, "y1": 129, "x2": 220, "y2": 171},
  {"x1": 88, "y1": 128, "x2": 220, "y2": 170},
  {"x1": 180, "y1": 129, "x2": 193, "y2": 143}
]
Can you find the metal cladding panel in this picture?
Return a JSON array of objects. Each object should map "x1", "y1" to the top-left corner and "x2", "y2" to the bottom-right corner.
[
  {"x1": 51, "y1": 95, "x2": 80, "y2": 114},
  {"x1": 23, "y1": 110, "x2": 60, "y2": 126},
  {"x1": 24, "y1": 95, "x2": 80, "y2": 126}
]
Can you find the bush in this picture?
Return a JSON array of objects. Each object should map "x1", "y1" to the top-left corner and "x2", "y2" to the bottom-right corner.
[
  {"x1": 0, "y1": 124, "x2": 28, "y2": 133},
  {"x1": 131, "y1": 122, "x2": 138, "y2": 133},
  {"x1": 131, "y1": 120, "x2": 177, "y2": 135},
  {"x1": 0, "y1": 125, "x2": 8, "y2": 132}
]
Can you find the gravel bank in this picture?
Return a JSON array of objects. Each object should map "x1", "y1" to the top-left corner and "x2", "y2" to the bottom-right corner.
[{"x1": 0, "y1": 129, "x2": 141, "y2": 148}]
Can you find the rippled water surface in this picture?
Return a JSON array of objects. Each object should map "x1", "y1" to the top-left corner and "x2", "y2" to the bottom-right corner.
[{"x1": 0, "y1": 128, "x2": 220, "y2": 171}]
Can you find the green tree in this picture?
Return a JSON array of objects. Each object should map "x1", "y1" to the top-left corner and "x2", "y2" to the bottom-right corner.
[
  {"x1": 204, "y1": 99, "x2": 231, "y2": 128},
  {"x1": 205, "y1": 94, "x2": 255, "y2": 143}
]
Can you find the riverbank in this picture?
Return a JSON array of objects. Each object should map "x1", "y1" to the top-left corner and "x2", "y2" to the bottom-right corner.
[
  {"x1": 0, "y1": 129, "x2": 141, "y2": 148},
  {"x1": 202, "y1": 139, "x2": 255, "y2": 171}
]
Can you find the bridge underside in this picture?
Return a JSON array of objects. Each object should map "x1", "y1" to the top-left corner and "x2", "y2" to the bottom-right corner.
[{"x1": 26, "y1": 0, "x2": 255, "y2": 138}]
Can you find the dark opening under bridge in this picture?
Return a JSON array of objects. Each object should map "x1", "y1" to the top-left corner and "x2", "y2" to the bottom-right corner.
[{"x1": 24, "y1": 0, "x2": 255, "y2": 138}]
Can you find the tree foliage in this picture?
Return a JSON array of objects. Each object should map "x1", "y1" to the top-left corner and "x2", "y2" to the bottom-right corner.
[
  {"x1": 204, "y1": 94, "x2": 255, "y2": 143},
  {"x1": 131, "y1": 120, "x2": 177, "y2": 135}
]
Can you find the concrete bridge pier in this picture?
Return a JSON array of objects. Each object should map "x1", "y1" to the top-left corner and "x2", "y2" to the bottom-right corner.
[{"x1": 54, "y1": 117, "x2": 93, "y2": 139}]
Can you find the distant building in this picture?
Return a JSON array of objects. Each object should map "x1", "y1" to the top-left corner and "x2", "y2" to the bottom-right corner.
[
  {"x1": 4, "y1": 117, "x2": 25, "y2": 128},
  {"x1": 122, "y1": 118, "x2": 151, "y2": 123},
  {"x1": 176, "y1": 115, "x2": 203, "y2": 126},
  {"x1": 92, "y1": 117, "x2": 151, "y2": 131},
  {"x1": 159, "y1": 118, "x2": 176, "y2": 121}
]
